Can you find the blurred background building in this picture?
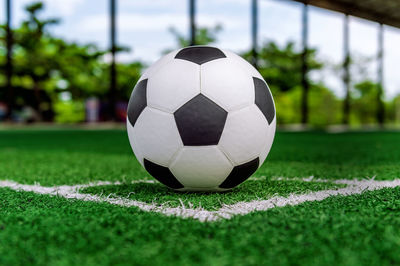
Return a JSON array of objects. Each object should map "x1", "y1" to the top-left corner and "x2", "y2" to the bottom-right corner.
[{"x1": 1, "y1": 0, "x2": 400, "y2": 127}]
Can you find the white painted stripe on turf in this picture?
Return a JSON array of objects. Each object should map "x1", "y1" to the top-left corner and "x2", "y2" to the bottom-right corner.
[{"x1": 1, "y1": 178, "x2": 400, "y2": 222}]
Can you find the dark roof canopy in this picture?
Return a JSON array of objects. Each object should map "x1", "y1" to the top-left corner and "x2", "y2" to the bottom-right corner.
[{"x1": 293, "y1": 0, "x2": 400, "y2": 28}]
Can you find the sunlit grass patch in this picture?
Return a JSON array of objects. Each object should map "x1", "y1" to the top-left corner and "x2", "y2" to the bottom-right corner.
[{"x1": 2, "y1": 130, "x2": 400, "y2": 186}]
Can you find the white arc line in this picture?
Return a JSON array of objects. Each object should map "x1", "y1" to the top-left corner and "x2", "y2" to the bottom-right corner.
[{"x1": 1, "y1": 178, "x2": 400, "y2": 222}]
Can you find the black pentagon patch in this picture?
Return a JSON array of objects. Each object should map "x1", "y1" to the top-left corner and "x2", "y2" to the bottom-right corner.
[
  {"x1": 254, "y1": 77, "x2": 275, "y2": 124},
  {"x1": 219, "y1": 158, "x2": 259, "y2": 189},
  {"x1": 144, "y1": 159, "x2": 184, "y2": 189},
  {"x1": 175, "y1": 46, "x2": 226, "y2": 65},
  {"x1": 127, "y1": 79, "x2": 147, "y2": 127},
  {"x1": 174, "y1": 94, "x2": 227, "y2": 146}
]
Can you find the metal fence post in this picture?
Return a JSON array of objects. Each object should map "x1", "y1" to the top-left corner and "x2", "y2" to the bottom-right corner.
[
  {"x1": 189, "y1": 0, "x2": 196, "y2": 46},
  {"x1": 377, "y1": 23, "x2": 385, "y2": 126},
  {"x1": 251, "y1": 0, "x2": 259, "y2": 69},
  {"x1": 342, "y1": 14, "x2": 351, "y2": 125},
  {"x1": 110, "y1": 0, "x2": 117, "y2": 120},
  {"x1": 5, "y1": 0, "x2": 14, "y2": 120},
  {"x1": 301, "y1": 3, "x2": 309, "y2": 125}
]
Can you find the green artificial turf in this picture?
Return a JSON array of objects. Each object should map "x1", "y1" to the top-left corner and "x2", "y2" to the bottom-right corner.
[
  {"x1": 1, "y1": 186, "x2": 399, "y2": 265},
  {"x1": 0, "y1": 130, "x2": 146, "y2": 185},
  {"x1": 81, "y1": 179, "x2": 345, "y2": 210},
  {"x1": 259, "y1": 131, "x2": 400, "y2": 180},
  {"x1": 1, "y1": 129, "x2": 400, "y2": 265},
  {"x1": 1, "y1": 130, "x2": 400, "y2": 186}
]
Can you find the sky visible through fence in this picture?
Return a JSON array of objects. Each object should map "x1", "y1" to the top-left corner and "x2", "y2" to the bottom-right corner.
[{"x1": 1, "y1": 0, "x2": 400, "y2": 100}]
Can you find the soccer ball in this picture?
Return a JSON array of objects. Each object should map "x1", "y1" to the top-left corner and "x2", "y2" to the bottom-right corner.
[{"x1": 127, "y1": 46, "x2": 276, "y2": 191}]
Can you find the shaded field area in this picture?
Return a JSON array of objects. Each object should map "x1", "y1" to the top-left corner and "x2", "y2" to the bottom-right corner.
[{"x1": 0, "y1": 129, "x2": 399, "y2": 185}]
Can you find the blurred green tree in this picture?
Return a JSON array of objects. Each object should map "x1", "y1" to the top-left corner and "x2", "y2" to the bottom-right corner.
[
  {"x1": 350, "y1": 80, "x2": 379, "y2": 125},
  {"x1": 168, "y1": 24, "x2": 222, "y2": 48},
  {"x1": 10, "y1": 2, "x2": 60, "y2": 120},
  {"x1": 0, "y1": 1, "x2": 143, "y2": 122},
  {"x1": 388, "y1": 94, "x2": 400, "y2": 125},
  {"x1": 242, "y1": 41, "x2": 340, "y2": 126},
  {"x1": 242, "y1": 42, "x2": 323, "y2": 93}
]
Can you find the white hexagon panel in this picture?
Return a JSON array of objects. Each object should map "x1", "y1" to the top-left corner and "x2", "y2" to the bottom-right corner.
[
  {"x1": 201, "y1": 55, "x2": 255, "y2": 112},
  {"x1": 223, "y1": 50, "x2": 263, "y2": 80},
  {"x1": 138, "y1": 50, "x2": 178, "y2": 82},
  {"x1": 219, "y1": 104, "x2": 269, "y2": 165},
  {"x1": 170, "y1": 146, "x2": 233, "y2": 190},
  {"x1": 126, "y1": 120, "x2": 144, "y2": 167},
  {"x1": 259, "y1": 117, "x2": 276, "y2": 164},
  {"x1": 129, "y1": 107, "x2": 183, "y2": 167},
  {"x1": 146, "y1": 59, "x2": 200, "y2": 113}
]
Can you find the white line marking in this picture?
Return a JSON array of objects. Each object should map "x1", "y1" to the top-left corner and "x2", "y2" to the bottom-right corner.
[{"x1": 1, "y1": 178, "x2": 400, "y2": 222}]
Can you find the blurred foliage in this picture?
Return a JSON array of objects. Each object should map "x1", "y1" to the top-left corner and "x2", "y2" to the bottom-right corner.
[
  {"x1": 242, "y1": 42, "x2": 341, "y2": 126},
  {"x1": 169, "y1": 24, "x2": 222, "y2": 47},
  {"x1": 272, "y1": 84, "x2": 341, "y2": 126},
  {"x1": 243, "y1": 42, "x2": 323, "y2": 93},
  {"x1": 350, "y1": 80, "x2": 379, "y2": 125},
  {"x1": 0, "y1": 2, "x2": 142, "y2": 122},
  {"x1": 54, "y1": 100, "x2": 85, "y2": 123},
  {"x1": 388, "y1": 95, "x2": 400, "y2": 125},
  {"x1": 1, "y1": 2, "x2": 400, "y2": 126}
]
